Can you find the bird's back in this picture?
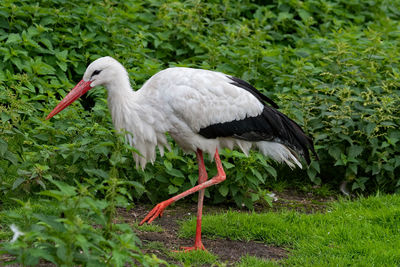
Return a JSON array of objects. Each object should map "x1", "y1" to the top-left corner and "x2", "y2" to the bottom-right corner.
[
  {"x1": 137, "y1": 67, "x2": 316, "y2": 167},
  {"x1": 140, "y1": 67, "x2": 265, "y2": 130}
]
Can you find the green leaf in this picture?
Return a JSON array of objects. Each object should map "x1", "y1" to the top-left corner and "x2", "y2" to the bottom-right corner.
[
  {"x1": 310, "y1": 160, "x2": 320, "y2": 173},
  {"x1": 365, "y1": 123, "x2": 376, "y2": 136},
  {"x1": 328, "y1": 147, "x2": 342, "y2": 160},
  {"x1": 250, "y1": 168, "x2": 264, "y2": 183},
  {"x1": 12, "y1": 177, "x2": 25, "y2": 190},
  {"x1": 6, "y1": 33, "x2": 21, "y2": 44},
  {"x1": 163, "y1": 160, "x2": 173, "y2": 170},
  {"x1": 33, "y1": 134, "x2": 49, "y2": 141},
  {"x1": 128, "y1": 180, "x2": 145, "y2": 191},
  {"x1": 348, "y1": 145, "x2": 363, "y2": 159},
  {"x1": 56, "y1": 243, "x2": 68, "y2": 262},
  {"x1": 110, "y1": 152, "x2": 126, "y2": 166},
  {"x1": 155, "y1": 175, "x2": 169, "y2": 183},
  {"x1": 84, "y1": 168, "x2": 109, "y2": 179},
  {"x1": 4, "y1": 151, "x2": 18, "y2": 165},
  {"x1": 92, "y1": 145, "x2": 109, "y2": 156},
  {"x1": 72, "y1": 152, "x2": 85, "y2": 164},
  {"x1": 298, "y1": 9, "x2": 311, "y2": 21},
  {"x1": 55, "y1": 50, "x2": 68, "y2": 61},
  {"x1": 166, "y1": 168, "x2": 184, "y2": 178},
  {"x1": 32, "y1": 60, "x2": 56, "y2": 75},
  {"x1": 0, "y1": 137, "x2": 8, "y2": 156},
  {"x1": 277, "y1": 12, "x2": 293, "y2": 22},
  {"x1": 168, "y1": 185, "x2": 179, "y2": 194},
  {"x1": 37, "y1": 179, "x2": 47, "y2": 189},
  {"x1": 266, "y1": 166, "x2": 277, "y2": 178},
  {"x1": 307, "y1": 168, "x2": 321, "y2": 185},
  {"x1": 40, "y1": 38, "x2": 53, "y2": 50},
  {"x1": 230, "y1": 185, "x2": 239, "y2": 196},
  {"x1": 218, "y1": 184, "x2": 229, "y2": 197},
  {"x1": 39, "y1": 190, "x2": 67, "y2": 201},
  {"x1": 171, "y1": 177, "x2": 184, "y2": 186},
  {"x1": 348, "y1": 164, "x2": 358, "y2": 174},
  {"x1": 188, "y1": 173, "x2": 198, "y2": 186},
  {"x1": 48, "y1": 179, "x2": 77, "y2": 197},
  {"x1": 57, "y1": 61, "x2": 68, "y2": 72},
  {"x1": 222, "y1": 160, "x2": 235, "y2": 169}
]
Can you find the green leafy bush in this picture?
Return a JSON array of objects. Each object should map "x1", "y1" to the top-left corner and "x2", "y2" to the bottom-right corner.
[
  {"x1": 281, "y1": 28, "x2": 400, "y2": 191},
  {"x1": 1, "y1": 0, "x2": 400, "y2": 213},
  {"x1": 0, "y1": 178, "x2": 166, "y2": 266}
]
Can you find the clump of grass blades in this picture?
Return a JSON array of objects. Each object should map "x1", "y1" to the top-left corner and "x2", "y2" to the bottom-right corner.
[{"x1": 180, "y1": 194, "x2": 400, "y2": 266}]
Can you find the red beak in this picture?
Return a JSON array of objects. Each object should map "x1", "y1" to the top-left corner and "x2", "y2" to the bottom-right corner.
[{"x1": 46, "y1": 80, "x2": 92, "y2": 120}]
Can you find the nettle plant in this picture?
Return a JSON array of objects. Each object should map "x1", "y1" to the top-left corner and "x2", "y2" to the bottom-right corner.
[
  {"x1": 1, "y1": 0, "x2": 400, "y2": 212},
  {"x1": 1, "y1": 177, "x2": 166, "y2": 266},
  {"x1": 276, "y1": 28, "x2": 400, "y2": 191}
]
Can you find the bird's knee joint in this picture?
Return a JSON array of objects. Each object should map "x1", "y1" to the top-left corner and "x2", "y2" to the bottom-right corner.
[{"x1": 216, "y1": 173, "x2": 226, "y2": 183}]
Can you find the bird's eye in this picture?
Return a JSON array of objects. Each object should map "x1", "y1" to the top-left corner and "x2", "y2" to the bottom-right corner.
[{"x1": 90, "y1": 69, "x2": 102, "y2": 79}]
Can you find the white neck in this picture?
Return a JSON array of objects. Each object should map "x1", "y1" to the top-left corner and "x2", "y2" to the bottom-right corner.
[
  {"x1": 104, "y1": 72, "x2": 169, "y2": 169},
  {"x1": 105, "y1": 72, "x2": 136, "y2": 131}
]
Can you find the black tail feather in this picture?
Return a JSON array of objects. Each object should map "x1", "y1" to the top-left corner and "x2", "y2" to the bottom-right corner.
[
  {"x1": 264, "y1": 106, "x2": 317, "y2": 164},
  {"x1": 198, "y1": 106, "x2": 317, "y2": 164}
]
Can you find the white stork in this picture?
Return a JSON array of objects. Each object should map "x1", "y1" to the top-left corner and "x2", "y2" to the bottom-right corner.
[{"x1": 46, "y1": 56, "x2": 316, "y2": 251}]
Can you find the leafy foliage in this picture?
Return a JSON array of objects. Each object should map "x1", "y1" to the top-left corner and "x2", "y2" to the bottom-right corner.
[
  {"x1": 0, "y1": 178, "x2": 167, "y2": 266},
  {"x1": 1, "y1": 0, "x2": 400, "y2": 212}
]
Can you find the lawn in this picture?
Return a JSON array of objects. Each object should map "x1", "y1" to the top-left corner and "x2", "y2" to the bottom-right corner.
[{"x1": 180, "y1": 194, "x2": 400, "y2": 266}]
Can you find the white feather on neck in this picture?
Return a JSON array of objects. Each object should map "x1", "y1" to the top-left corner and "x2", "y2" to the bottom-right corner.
[{"x1": 105, "y1": 70, "x2": 169, "y2": 170}]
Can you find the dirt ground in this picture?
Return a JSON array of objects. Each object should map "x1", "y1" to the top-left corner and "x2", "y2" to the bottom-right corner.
[
  {"x1": 123, "y1": 189, "x2": 334, "y2": 265},
  {"x1": 1, "y1": 189, "x2": 334, "y2": 266},
  {"x1": 122, "y1": 204, "x2": 287, "y2": 264}
]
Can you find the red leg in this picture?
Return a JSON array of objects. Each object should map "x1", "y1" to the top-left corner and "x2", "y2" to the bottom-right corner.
[
  {"x1": 181, "y1": 149, "x2": 208, "y2": 251},
  {"x1": 196, "y1": 149, "x2": 208, "y2": 184},
  {"x1": 139, "y1": 149, "x2": 226, "y2": 227}
]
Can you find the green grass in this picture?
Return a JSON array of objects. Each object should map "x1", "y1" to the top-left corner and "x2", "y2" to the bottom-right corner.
[
  {"x1": 169, "y1": 250, "x2": 219, "y2": 267},
  {"x1": 133, "y1": 221, "x2": 164, "y2": 233},
  {"x1": 143, "y1": 241, "x2": 166, "y2": 252},
  {"x1": 180, "y1": 194, "x2": 400, "y2": 266},
  {"x1": 236, "y1": 255, "x2": 278, "y2": 267}
]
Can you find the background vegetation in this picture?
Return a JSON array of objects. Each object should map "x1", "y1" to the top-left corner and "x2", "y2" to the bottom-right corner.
[{"x1": 0, "y1": 0, "x2": 399, "y2": 265}]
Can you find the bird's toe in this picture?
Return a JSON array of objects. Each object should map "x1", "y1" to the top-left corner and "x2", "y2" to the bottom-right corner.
[
  {"x1": 178, "y1": 242, "x2": 207, "y2": 252},
  {"x1": 139, "y1": 201, "x2": 169, "y2": 225}
]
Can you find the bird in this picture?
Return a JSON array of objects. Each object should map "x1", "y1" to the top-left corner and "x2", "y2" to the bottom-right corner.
[{"x1": 46, "y1": 56, "x2": 317, "y2": 251}]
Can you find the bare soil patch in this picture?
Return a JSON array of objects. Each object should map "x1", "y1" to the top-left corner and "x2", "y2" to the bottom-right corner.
[
  {"x1": 1, "y1": 190, "x2": 333, "y2": 266},
  {"x1": 120, "y1": 204, "x2": 287, "y2": 265},
  {"x1": 120, "y1": 189, "x2": 333, "y2": 265}
]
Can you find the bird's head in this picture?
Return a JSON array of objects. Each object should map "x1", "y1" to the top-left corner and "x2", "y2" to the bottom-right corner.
[{"x1": 46, "y1": 56, "x2": 127, "y2": 120}]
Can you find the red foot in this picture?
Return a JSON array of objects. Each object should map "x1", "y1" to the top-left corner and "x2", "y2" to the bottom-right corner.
[
  {"x1": 139, "y1": 201, "x2": 170, "y2": 225},
  {"x1": 175, "y1": 242, "x2": 207, "y2": 252}
]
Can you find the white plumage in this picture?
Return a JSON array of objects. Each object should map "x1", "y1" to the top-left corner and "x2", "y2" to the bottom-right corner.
[{"x1": 81, "y1": 57, "x2": 302, "y2": 169}]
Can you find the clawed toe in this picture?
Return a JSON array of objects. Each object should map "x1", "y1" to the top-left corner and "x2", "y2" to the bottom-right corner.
[
  {"x1": 139, "y1": 201, "x2": 169, "y2": 225},
  {"x1": 175, "y1": 243, "x2": 207, "y2": 252}
]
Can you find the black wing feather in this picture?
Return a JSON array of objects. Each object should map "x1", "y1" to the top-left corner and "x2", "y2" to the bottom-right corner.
[
  {"x1": 198, "y1": 106, "x2": 317, "y2": 164},
  {"x1": 227, "y1": 76, "x2": 279, "y2": 109}
]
